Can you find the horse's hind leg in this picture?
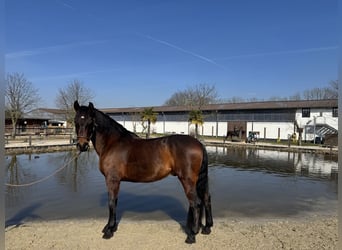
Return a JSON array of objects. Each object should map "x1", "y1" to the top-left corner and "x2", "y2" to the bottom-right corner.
[
  {"x1": 179, "y1": 178, "x2": 201, "y2": 244},
  {"x1": 197, "y1": 180, "x2": 213, "y2": 235},
  {"x1": 201, "y1": 192, "x2": 213, "y2": 235},
  {"x1": 185, "y1": 193, "x2": 201, "y2": 244}
]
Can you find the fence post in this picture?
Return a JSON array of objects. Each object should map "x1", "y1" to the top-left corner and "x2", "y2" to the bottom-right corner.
[{"x1": 29, "y1": 135, "x2": 32, "y2": 146}]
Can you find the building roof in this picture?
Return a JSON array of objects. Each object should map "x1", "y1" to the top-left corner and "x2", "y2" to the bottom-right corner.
[
  {"x1": 19, "y1": 99, "x2": 338, "y2": 120},
  {"x1": 101, "y1": 99, "x2": 338, "y2": 114},
  {"x1": 22, "y1": 108, "x2": 66, "y2": 120}
]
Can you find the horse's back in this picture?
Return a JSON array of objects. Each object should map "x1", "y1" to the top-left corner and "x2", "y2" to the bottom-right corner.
[
  {"x1": 163, "y1": 134, "x2": 205, "y2": 174},
  {"x1": 133, "y1": 134, "x2": 204, "y2": 165},
  {"x1": 164, "y1": 134, "x2": 203, "y2": 146},
  {"x1": 133, "y1": 134, "x2": 204, "y2": 153}
]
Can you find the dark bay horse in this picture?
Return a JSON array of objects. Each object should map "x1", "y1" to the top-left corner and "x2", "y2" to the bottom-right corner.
[{"x1": 74, "y1": 101, "x2": 213, "y2": 244}]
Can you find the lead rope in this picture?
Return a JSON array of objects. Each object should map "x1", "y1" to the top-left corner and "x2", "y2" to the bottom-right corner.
[{"x1": 5, "y1": 151, "x2": 81, "y2": 187}]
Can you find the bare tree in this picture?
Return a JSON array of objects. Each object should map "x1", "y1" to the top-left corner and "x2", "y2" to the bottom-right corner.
[
  {"x1": 55, "y1": 79, "x2": 95, "y2": 126},
  {"x1": 302, "y1": 81, "x2": 338, "y2": 100},
  {"x1": 215, "y1": 82, "x2": 337, "y2": 103},
  {"x1": 5, "y1": 72, "x2": 41, "y2": 138},
  {"x1": 288, "y1": 92, "x2": 302, "y2": 101},
  {"x1": 224, "y1": 96, "x2": 246, "y2": 103},
  {"x1": 164, "y1": 91, "x2": 191, "y2": 106},
  {"x1": 164, "y1": 83, "x2": 218, "y2": 109},
  {"x1": 303, "y1": 87, "x2": 325, "y2": 100},
  {"x1": 326, "y1": 80, "x2": 338, "y2": 99},
  {"x1": 193, "y1": 83, "x2": 218, "y2": 108}
]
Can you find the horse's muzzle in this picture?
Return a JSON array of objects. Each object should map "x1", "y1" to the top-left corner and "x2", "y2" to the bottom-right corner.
[{"x1": 77, "y1": 142, "x2": 89, "y2": 152}]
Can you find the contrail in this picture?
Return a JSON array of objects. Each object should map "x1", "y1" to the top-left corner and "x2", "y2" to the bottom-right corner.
[
  {"x1": 6, "y1": 39, "x2": 109, "y2": 59},
  {"x1": 30, "y1": 68, "x2": 120, "y2": 82},
  {"x1": 137, "y1": 33, "x2": 225, "y2": 70},
  {"x1": 55, "y1": 0, "x2": 75, "y2": 10},
  {"x1": 55, "y1": 0, "x2": 105, "y2": 22}
]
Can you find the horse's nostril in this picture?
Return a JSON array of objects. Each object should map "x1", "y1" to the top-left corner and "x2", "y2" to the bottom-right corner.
[{"x1": 77, "y1": 142, "x2": 89, "y2": 152}]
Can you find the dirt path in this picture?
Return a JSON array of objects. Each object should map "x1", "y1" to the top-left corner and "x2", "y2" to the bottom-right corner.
[{"x1": 5, "y1": 216, "x2": 337, "y2": 250}]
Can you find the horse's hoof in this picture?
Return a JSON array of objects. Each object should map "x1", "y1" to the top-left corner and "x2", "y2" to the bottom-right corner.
[
  {"x1": 102, "y1": 224, "x2": 117, "y2": 234},
  {"x1": 102, "y1": 231, "x2": 113, "y2": 239},
  {"x1": 201, "y1": 226, "x2": 211, "y2": 235},
  {"x1": 192, "y1": 226, "x2": 200, "y2": 235},
  {"x1": 185, "y1": 235, "x2": 196, "y2": 244}
]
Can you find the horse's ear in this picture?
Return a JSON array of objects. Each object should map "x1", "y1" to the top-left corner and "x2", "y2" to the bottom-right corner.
[
  {"x1": 74, "y1": 100, "x2": 80, "y2": 111},
  {"x1": 89, "y1": 102, "x2": 95, "y2": 115}
]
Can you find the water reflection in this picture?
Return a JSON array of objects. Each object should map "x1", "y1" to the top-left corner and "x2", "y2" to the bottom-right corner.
[
  {"x1": 5, "y1": 147, "x2": 338, "y2": 226},
  {"x1": 6, "y1": 151, "x2": 99, "y2": 192},
  {"x1": 207, "y1": 146, "x2": 338, "y2": 181}
]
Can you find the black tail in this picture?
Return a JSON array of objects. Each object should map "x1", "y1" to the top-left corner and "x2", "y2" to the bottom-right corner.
[
  {"x1": 196, "y1": 145, "x2": 213, "y2": 232},
  {"x1": 196, "y1": 145, "x2": 208, "y2": 199}
]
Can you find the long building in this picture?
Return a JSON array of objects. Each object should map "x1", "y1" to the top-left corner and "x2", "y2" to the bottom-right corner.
[
  {"x1": 101, "y1": 99, "x2": 338, "y2": 142},
  {"x1": 14, "y1": 99, "x2": 337, "y2": 142}
]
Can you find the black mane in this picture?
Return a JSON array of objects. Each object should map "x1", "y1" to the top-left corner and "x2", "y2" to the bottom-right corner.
[{"x1": 94, "y1": 108, "x2": 139, "y2": 138}]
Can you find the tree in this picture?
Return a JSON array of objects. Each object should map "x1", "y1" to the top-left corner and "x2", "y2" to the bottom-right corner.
[
  {"x1": 164, "y1": 83, "x2": 218, "y2": 108},
  {"x1": 222, "y1": 96, "x2": 246, "y2": 103},
  {"x1": 55, "y1": 79, "x2": 95, "y2": 126},
  {"x1": 326, "y1": 80, "x2": 338, "y2": 99},
  {"x1": 141, "y1": 107, "x2": 158, "y2": 138},
  {"x1": 188, "y1": 109, "x2": 204, "y2": 138},
  {"x1": 130, "y1": 112, "x2": 141, "y2": 133},
  {"x1": 5, "y1": 72, "x2": 41, "y2": 138},
  {"x1": 302, "y1": 81, "x2": 338, "y2": 100}
]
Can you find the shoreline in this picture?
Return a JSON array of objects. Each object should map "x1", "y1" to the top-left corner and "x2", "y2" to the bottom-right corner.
[
  {"x1": 5, "y1": 215, "x2": 337, "y2": 249},
  {"x1": 5, "y1": 137, "x2": 338, "y2": 156}
]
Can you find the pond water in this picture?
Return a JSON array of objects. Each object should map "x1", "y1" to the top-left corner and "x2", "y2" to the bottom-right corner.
[{"x1": 5, "y1": 147, "x2": 338, "y2": 227}]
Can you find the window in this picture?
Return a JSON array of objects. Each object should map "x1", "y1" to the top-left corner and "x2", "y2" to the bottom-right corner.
[
  {"x1": 302, "y1": 108, "x2": 310, "y2": 118},
  {"x1": 332, "y1": 107, "x2": 338, "y2": 117}
]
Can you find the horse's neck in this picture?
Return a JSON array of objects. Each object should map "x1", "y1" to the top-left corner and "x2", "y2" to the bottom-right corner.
[
  {"x1": 91, "y1": 131, "x2": 105, "y2": 156},
  {"x1": 94, "y1": 111, "x2": 122, "y2": 136},
  {"x1": 91, "y1": 110, "x2": 125, "y2": 154}
]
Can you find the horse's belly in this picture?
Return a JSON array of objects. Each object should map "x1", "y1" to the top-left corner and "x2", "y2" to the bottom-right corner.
[{"x1": 123, "y1": 164, "x2": 172, "y2": 182}]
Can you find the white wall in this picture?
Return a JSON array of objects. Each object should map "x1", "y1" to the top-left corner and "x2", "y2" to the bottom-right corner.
[
  {"x1": 115, "y1": 107, "x2": 337, "y2": 140},
  {"x1": 246, "y1": 122, "x2": 294, "y2": 140},
  {"x1": 119, "y1": 121, "x2": 191, "y2": 135},
  {"x1": 154, "y1": 121, "x2": 189, "y2": 134},
  {"x1": 201, "y1": 122, "x2": 227, "y2": 137},
  {"x1": 295, "y1": 108, "x2": 338, "y2": 130}
]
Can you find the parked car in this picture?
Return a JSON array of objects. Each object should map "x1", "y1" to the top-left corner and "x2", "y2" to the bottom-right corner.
[{"x1": 246, "y1": 131, "x2": 258, "y2": 143}]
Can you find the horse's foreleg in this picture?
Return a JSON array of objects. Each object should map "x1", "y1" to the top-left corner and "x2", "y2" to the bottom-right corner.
[
  {"x1": 102, "y1": 195, "x2": 118, "y2": 238},
  {"x1": 102, "y1": 177, "x2": 120, "y2": 239}
]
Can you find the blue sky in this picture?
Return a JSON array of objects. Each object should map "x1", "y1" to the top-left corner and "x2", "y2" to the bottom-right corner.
[{"x1": 5, "y1": 0, "x2": 338, "y2": 108}]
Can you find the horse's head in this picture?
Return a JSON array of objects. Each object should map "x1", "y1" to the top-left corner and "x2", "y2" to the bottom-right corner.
[{"x1": 74, "y1": 100, "x2": 96, "y2": 152}]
